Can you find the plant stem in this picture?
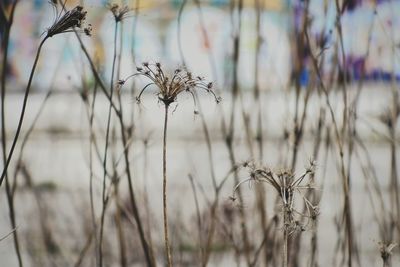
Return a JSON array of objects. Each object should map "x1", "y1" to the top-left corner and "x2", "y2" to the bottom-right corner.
[
  {"x1": 115, "y1": 104, "x2": 156, "y2": 267},
  {"x1": 1, "y1": 2, "x2": 23, "y2": 266},
  {"x1": 163, "y1": 103, "x2": 172, "y2": 267},
  {"x1": 99, "y1": 21, "x2": 119, "y2": 267},
  {"x1": 0, "y1": 35, "x2": 47, "y2": 187},
  {"x1": 114, "y1": 44, "x2": 156, "y2": 267},
  {"x1": 88, "y1": 83, "x2": 99, "y2": 266},
  {"x1": 188, "y1": 174, "x2": 203, "y2": 263},
  {"x1": 283, "y1": 211, "x2": 288, "y2": 267}
]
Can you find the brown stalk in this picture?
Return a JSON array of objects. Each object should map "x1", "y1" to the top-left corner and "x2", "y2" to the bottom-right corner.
[
  {"x1": 98, "y1": 19, "x2": 119, "y2": 267},
  {"x1": 115, "y1": 90, "x2": 156, "y2": 267},
  {"x1": 1, "y1": 2, "x2": 23, "y2": 266},
  {"x1": 306, "y1": 21, "x2": 357, "y2": 266},
  {"x1": 223, "y1": 1, "x2": 252, "y2": 264},
  {"x1": 386, "y1": 5, "x2": 400, "y2": 238},
  {"x1": 70, "y1": 3, "x2": 155, "y2": 264},
  {"x1": 188, "y1": 174, "x2": 204, "y2": 263},
  {"x1": 176, "y1": 3, "x2": 219, "y2": 265},
  {"x1": 162, "y1": 103, "x2": 173, "y2": 267},
  {"x1": 290, "y1": 0, "x2": 310, "y2": 172}
]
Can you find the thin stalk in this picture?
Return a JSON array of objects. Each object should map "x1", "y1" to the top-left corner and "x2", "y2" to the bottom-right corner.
[
  {"x1": 88, "y1": 82, "x2": 99, "y2": 266},
  {"x1": 114, "y1": 20, "x2": 127, "y2": 267},
  {"x1": 99, "y1": 21, "x2": 119, "y2": 267},
  {"x1": 130, "y1": 0, "x2": 140, "y2": 129},
  {"x1": 115, "y1": 98, "x2": 156, "y2": 267},
  {"x1": 0, "y1": 36, "x2": 48, "y2": 187},
  {"x1": 110, "y1": 126, "x2": 127, "y2": 267},
  {"x1": 72, "y1": 29, "x2": 119, "y2": 114},
  {"x1": 388, "y1": 0, "x2": 399, "y2": 237},
  {"x1": 188, "y1": 174, "x2": 203, "y2": 263},
  {"x1": 283, "y1": 227, "x2": 288, "y2": 267},
  {"x1": 306, "y1": 25, "x2": 355, "y2": 267},
  {"x1": 4, "y1": 172, "x2": 23, "y2": 267},
  {"x1": 71, "y1": 10, "x2": 155, "y2": 263},
  {"x1": 142, "y1": 138, "x2": 154, "y2": 256},
  {"x1": 1, "y1": 2, "x2": 23, "y2": 266},
  {"x1": 163, "y1": 103, "x2": 172, "y2": 267},
  {"x1": 335, "y1": 2, "x2": 356, "y2": 265},
  {"x1": 176, "y1": 3, "x2": 219, "y2": 265},
  {"x1": 245, "y1": 3, "x2": 269, "y2": 265},
  {"x1": 114, "y1": 51, "x2": 156, "y2": 267},
  {"x1": 74, "y1": 231, "x2": 94, "y2": 267},
  {"x1": 225, "y1": 1, "x2": 252, "y2": 264}
]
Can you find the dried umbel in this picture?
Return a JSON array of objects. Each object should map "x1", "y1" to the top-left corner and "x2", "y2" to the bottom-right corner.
[
  {"x1": 46, "y1": 5, "x2": 91, "y2": 38},
  {"x1": 120, "y1": 62, "x2": 221, "y2": 107},
  {"x1": 119, "y1": 62, "x2": 220, "y2": 267},
  {"x1": 232, "y1": 160, "x2": 318, "y2": 234},
  {"x1": 108, "y1": 3, "x2": 131, "y2": 22},
  {"x1": 379, "y1": 241, "x2": 397, "y2": 264},
  {"x1": 378, "y1": 101, "x2": 400, "y2": 130}
]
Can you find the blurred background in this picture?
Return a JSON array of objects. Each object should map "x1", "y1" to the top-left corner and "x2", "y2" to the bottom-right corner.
[
  {"x1": 1, "y1": 0, "x2": 400, "y2": 267},
  {"x1": 3, "y1": 0, "x2": 400, "y2": 91}
]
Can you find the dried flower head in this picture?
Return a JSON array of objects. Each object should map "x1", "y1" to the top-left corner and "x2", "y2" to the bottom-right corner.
[
  {"x1": 378, "y1": 102, "x2": 400, "y2": 129},
  {"x1": 232, "y1": 161, "x2": 318, "y2": 234},
  {"x1": 378, "y1": 241, "x2": 397, "y2": 262},
  {"x1": 120, "y1": 62, "x2": 221, "y2": 107},
  {"x1": 108, "y1": 3, "x2": 131, "y2": 22},
  {"x1": 46, "y1": 5, "x2": 91, "y2": 38}
]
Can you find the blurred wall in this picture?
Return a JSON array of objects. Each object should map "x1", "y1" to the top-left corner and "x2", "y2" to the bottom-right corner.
[{"x1": 1, "y1": 0, "x2": 399, "y2": 91}]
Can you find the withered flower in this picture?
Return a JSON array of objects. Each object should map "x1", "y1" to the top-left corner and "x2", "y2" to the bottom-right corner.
[
  {"x1": 46, "y1": 5, "x2": 91, "y2": 38},
  {"x1": 231, "y1": 160, "x2": 318, "y2": 267},
  {"x1": 379, "y1": 241, "x2": 397, "y2": 264},
  {"x1": 121, "y1": 62, "x2": 220, "y2": 107},
  {"x1": 108, "y1": 3, "x2": 131, "y2": 22},
  {"x1": 0, "y1": 1, "x2": 91, "y2": 188},
  {"x1": 232, "y1": 160, "x2": 318, "y2": 234},
  {"x1": 118, "y1": 62, "x2": 220, "y2": 267}
]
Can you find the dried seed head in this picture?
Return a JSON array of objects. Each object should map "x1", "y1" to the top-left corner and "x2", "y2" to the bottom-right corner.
[
  {"x1": 233, "y1": 163, "x2": 319, "y2": 234},
  {"x1": 122, "y1": 62, "x2": 220, "y2": 107},
  {"x1": 108, "y1": 3, "x2": 131, "y2": 22},
  {"x1": 306, "y1": 159, "x2": 316, "y2": 174},
  {"x1": 47, "y1": 5, "x2": 89, "y2": 38},
  {"x1": 379, "y1": 242, "x2": 397, "y2": 262},
  {"x1": 84, "y1": 24, "x2": 92, "y2": 36}
]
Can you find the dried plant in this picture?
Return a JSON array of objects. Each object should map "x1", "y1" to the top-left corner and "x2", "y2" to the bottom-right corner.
[
  {"x1": 120, "y1": 62, "x2": 221, "y2": 106},
  {"x1": 46, "y1": 5, "x2": 91, "y2": 38},
  {"x1": 232, "y1": 160, "x2": 319, "y2": 267},
  {"x1": 378, "y1": 241, "x2": 397, "y2": 267},
  {"x1": 0, "y1": 3, "x2": 90, "y2": 186},
  {"x1": 120, "y1": 62, "x2": 219, "y2": 267},
  {"x1": 108, "y1": 3, "x2": 131, "y2": 22},
  {"x1": 1, "y1": 2, "x2": 23, "y2": 266},
  {"x1": 98, "y1": 3, "x2": 133, "y2": 266},
  {"x1": 0, "y1": 7, "x2": 90, "y2": 267}
]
